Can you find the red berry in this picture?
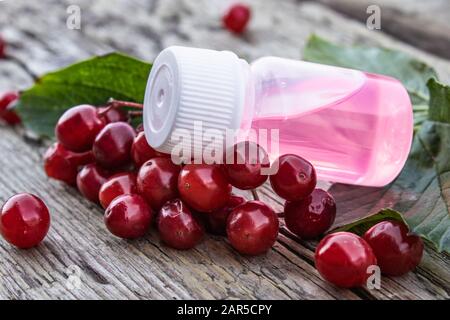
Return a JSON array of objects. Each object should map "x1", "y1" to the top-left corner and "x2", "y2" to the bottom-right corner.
[
  {"x1": 97, "y1": 107, "x2": 128, "y2": 123},
  {"x1": 104, "y1": 194, "x2": 153, "y2": 239},
  {"x1": 93, "y1": 122, "x2": 135, "y2": 169},
  {"x1": 227, "y1": 201, "x2": 279, "y2": 255},
  {"x1": 76, "y1": 163, "x2": 110, "y2": 202},
  {"x1": 0, "y1": 35, "x2": 5, "y2": 58},
  {"x1": 363, "y1": 220, "x2": 424, "y2": 276},
  {"x1": 0, "y1": 92, "x2": 18, "y2": 111},
  {"x1": 284, "y1": 189, "x2": 336, "y2": 239},
  {"x1": 0, "y1": 193, "x2": 50, "y2": 249},
  {"x1": 99, "y1": 172, "x2": 137, "y2": 209},
  {"x1": 0, "y1": 91, "x2": 21, "y2": 125},
  {"x1": 315, "y1": 232, "x2": 377, "y2": 288},
  {"x1": 55, "y1": 105, "x2": 105, "y2": 152},
  {"x1": 137, "y1": 157, "x2": 181, "y2": 211},
  {"x1": 178, "y1": 164, "x2": 232, "y2": 212},
  {"x1": 205, "y1": 194, "x2": 246, "y2": 235},
  {"x1": 44, "y1": 142, "x2": 94, "y2": 185},
  {"x1": 222, "y1": 4, "x2": 251, "y2": 34},
  {"x1": 158, "y1": 199, "x2": 204, "y2": 250},
  {"x1": 224, "y1": 141, "x2": 269, "y2": 190},
  {"x1": 270, "y1": 154, "x2": 316, "y2": 201},
  {"x1": 131, "y1": 131, "x2": 166, "y2": 167}
]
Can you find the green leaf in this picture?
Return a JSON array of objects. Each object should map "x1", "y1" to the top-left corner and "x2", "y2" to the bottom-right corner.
[
  {"x1": 329, "y1": 81, "x2": 450, "y2": 253},
  {"x1": 303, "y1": 35, "x2": 437, "y2": 106},
  {"x1": 15, "y1": 53, "x2": 152, "y2": 138},
  {"x1": 331, "y1": 209, "x2": 406, "y2": 236}
]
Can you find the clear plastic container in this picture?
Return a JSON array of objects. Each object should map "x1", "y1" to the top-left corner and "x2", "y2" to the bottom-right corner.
[{"x1": 143, "y1": 47, "x2": 413, "y2": 187}]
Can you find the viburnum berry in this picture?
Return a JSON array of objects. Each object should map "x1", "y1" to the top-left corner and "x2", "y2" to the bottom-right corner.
[
  {"x1": 227, "y1": 201, "x2": 279, "y2": 255},
  {"x1": 44, "y1": 142, "x2": 94, "y2": 186},
  {"x1": 270, "y1": 154, "x2": 316, "y2": 201},
  {"x1": 0, "y1": 193, "x2": 50, "y2": 249},
  {"x1": 55, "y1": 105, "x2": 105, "y2": 152},
  {"x1": 178, "y1": 164, "x2": 232, "y2": 212},
  {"x1": 97, "y1": 106, "x2": 128, "y2": 123},
  {"x1": 315, "y1": 232, "x2": 377, "y2": 288},
  {"x1": 364, "y1": 220, "x2": 424, "y2": 276},
  {"x1": 284, "y1": 189, "x2": 336, "y2": 239},
  {"x1": 131, "y1": 131, "x2": 167, "y2": 167},
  {"x1": 222, "y1": 4, "x2": 251, "y2": 34},
  {"x1": 205, "y1": 194, "x2": 246, "y2": 236},
  {"x1": 0, "y1": 91, "x2": 21, "y2": 125},
  {"x1": 99, "y1": 172, "x2": 137, "y2": 209},
  {"x1": 104, "y1": 194, "x2": 153, "y2": 239},
  {"x1": 137, "y1": 157, "x2": 181, "y2": 211},
  {"x1": 224, "y1": 141, "x2": 269, "y2": 190},
  {"x1": 158, "y1": 199, "x2": 204, "y2": 250},
  {"x1": 92, "y1": 122, "x2": 136, "y2": 169},
  {"x1": 76, "y1": 163, "x2": 110, "y2": 203}
]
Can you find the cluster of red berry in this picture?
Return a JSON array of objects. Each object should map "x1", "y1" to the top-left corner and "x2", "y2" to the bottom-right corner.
[
  {"x1": 0, "y1": 99, "x2": 331, "y2": 254},
  {"x1": 50, "y1": 102, "x2": 340, "y2": 257},
  {"x1": 315, "y1": 223, "x2": 424, "y2": 288}
]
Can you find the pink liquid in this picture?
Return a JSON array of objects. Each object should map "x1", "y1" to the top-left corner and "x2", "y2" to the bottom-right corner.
[{"x1": 250, "y1": 73, "x2": 413, "y2": 186}]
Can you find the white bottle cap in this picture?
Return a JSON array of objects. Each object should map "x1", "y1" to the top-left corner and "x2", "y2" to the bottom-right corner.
[{"x1": 143, "y1": 46, "x2": 250, "y2": 155}]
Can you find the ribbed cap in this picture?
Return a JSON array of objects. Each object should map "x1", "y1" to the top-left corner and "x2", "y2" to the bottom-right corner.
[{"x1": 143, "y1": 46, "x2": 249, "y2": 156}]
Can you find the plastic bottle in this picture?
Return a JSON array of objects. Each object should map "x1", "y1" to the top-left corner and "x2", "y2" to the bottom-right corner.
[{"x1": 143, "y1": 46, "x2": 413, "y2": 187}]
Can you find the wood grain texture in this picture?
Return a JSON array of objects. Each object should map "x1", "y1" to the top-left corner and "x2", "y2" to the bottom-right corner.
[{"x1": 0, "y1": 0, "x2": 450, "y2": 300}]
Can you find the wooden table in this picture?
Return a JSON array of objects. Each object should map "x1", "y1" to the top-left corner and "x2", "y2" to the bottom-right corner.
[{"x1": 0, "y1": 0, "x2": 449, "y2": 300}]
